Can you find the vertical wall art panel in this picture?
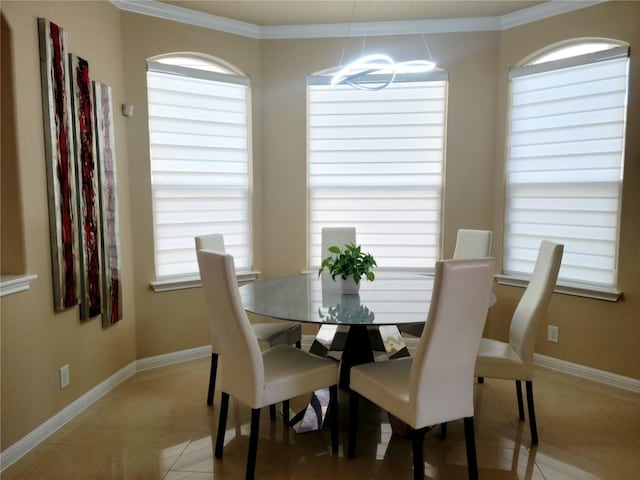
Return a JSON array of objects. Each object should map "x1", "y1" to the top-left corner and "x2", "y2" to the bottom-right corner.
[
  {"x1": 37, "y1": 18, "x2": 79, "y2": 311},
  {"x1": 70, "y1": 54, "x2": 102, "y2": 320},
  {"x1": 93, "y1": 82, "x2": 122, "y2": 326}
]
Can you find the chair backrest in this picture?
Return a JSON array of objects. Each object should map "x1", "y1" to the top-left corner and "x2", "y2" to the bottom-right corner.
[
  {"x1": 321, "y1": 227, "x2": 356, "y2": 260},
  {"x1": 197, "y1": 250, "x2": 264, "y2": 406},
  {"x1": 509, "y1": 241, "x2": 563, "y2": 371},
  {"x1": 195, "y1": 233, "x2": 225, "y2": 252},
  {"x1": 453, "y1": 229, "x2": 493, "y2": 259},
  {"x1": 410, "y1": 258, "x2": 495, "y2": 425},
  {"x1": 195, "y1": 234, "x2": 227, "y2": 352}
]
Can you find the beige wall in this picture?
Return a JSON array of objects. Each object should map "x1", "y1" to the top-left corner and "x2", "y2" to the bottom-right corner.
[
  {"x1": 123, "y1": 25, "x2": 500, "y2": 351},
  {"x1": 1, "y1": 0, "x2": 639, "y2": 454},
  {"x1": 1, "y1": 1, "x2": 135, "y2": 449},
  {"x1": 487, "y1": 1, "x2": 640, "y2": 379},
  {"x1": 119, "y1": 13, "x2": 263, "y2": 358},
  {"x1": 1, "y1": 10, "x2": 26, "y2": 275},
  {"x1": 260, "y1": 32, "x2": 500, "y2": 277}
]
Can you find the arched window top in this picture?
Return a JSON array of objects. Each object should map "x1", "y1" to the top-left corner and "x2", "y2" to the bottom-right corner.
[
  {"x1": 530, "y1": 41, "x2": 621, "y2": 65},
  {"x1": 148, "y1": 52, "x2": 245, "y2": 76},
  {"x1": 147, "y1": 52, "x2": 249, "y2": 87},
  {"x1": 510, "y1": 38, "x2": 629, "y2": 80},
  {"x1": 521, "y1": 38, "x2": 629, "y2": 67}
]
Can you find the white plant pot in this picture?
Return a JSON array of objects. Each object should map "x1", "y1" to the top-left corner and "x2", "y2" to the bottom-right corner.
[{"x1": 340, "y1": 275, "x2": 360, "y2": 294}]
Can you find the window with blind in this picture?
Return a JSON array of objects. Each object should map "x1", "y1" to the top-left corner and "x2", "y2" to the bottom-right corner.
[
  {"x1": 147, "y1": 55, "x2": 252, "y2": 280},
  {"x1": 504, "y1": 41, "x2": 629, "y2": 289},
  {"x1": 307, "y1": 73, "x2": 448, "y2": 270}
]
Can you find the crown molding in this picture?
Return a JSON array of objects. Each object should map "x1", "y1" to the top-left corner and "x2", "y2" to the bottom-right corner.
[
  {"x1": 500, "y1": 0, "x2": 607, "y2": 30},
  {"x1": 111, "y1": 0, "x2": 606, "y2": 39},
  {"x1": 260, "y1": 16, "x2": 500, "y2": 40},
  {"x1": 110, "y1": 0, "x2": 262, "y2": 38}
]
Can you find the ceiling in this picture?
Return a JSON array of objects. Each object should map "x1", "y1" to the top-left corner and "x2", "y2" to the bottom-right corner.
[{"x1": 160, "y1": 1, "x2": 547, "y2": 26}]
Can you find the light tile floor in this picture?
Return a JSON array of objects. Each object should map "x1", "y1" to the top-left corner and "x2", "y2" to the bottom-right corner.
[{"x1": 3, "y1": 357, "x2": 640, "y2": 479}]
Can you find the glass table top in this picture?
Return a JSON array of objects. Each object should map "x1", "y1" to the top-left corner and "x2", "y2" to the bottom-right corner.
[{"x1": 240, "y1": 271, "x2": 434, "y2": 326}]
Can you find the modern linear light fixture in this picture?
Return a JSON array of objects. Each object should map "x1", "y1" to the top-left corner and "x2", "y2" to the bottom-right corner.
[
  {"x1": 331, "y1": 56, "x2": 436, "y2": 90},
  {"x1": 331, "y1": 2, "x2": 437, "y2": 90}
]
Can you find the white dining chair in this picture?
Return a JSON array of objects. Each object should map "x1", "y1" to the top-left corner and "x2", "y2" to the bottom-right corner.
[
  {"x1": 348, "y1": 258, "x2": 495, "y2": 480},
  {"x1": 400, "y1": 228, "x2": 493, "y2": 338},
  {"x1": 321, "y1": 227, "x2": 356, "y2": 260},
  {"x1": 197, "y1": 250, "x2": 340, "y2": 480},
  {"x1": 195, "y1": 234, "x2": 301, "y2": 407},
  {"x1": 476, "y1": 240, "x2": 563, "y2": 444},
  {"x1": 453, "y1": 228, "x2": 493, "y2": 259}
]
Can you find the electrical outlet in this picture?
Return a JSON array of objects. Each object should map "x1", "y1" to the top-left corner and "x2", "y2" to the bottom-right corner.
[
  {"x1": 547, "y1": 325, "x2": 559, "y2": 343},
  {"x1": 60, "y1": 364, "x2": 70, "y2": 388}
]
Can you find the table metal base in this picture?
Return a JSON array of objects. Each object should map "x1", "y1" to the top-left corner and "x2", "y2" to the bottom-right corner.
[
  {"x1": 288, "y1": 324, "x2": 411, "y2": 433},
  {"x1": 310, "y1": 324, "x2": 411, "y2": 389}
]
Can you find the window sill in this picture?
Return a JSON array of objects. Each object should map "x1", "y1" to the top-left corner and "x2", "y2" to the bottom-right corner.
[
  {"x1": 495, "y1": 274, "x2": 622, "y2": 302},
  {"x1": 150, "y1": 271, "x2": 260, "y2": 292},
  {"x1": 0, "y1": 274, "x2": 38, "y2": 297}
]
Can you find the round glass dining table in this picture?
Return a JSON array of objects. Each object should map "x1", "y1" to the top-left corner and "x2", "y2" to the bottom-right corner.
[{"x1": 240, "y1": 271, "x2": 435, "y2": 389}]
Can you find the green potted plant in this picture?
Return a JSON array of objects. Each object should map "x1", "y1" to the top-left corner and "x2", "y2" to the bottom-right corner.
[{"x1": 318, "y1": 243, "x2": 377, "y2": 294}]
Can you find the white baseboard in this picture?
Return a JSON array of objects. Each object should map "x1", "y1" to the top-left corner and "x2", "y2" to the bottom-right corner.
[
  {"x1": 0, "y1": 361, "x2": 137, "y2": 472},
  {"x1": 2, "y1": 342, "x2": 638, "y2": 472},
  {"x1": 0, "y1": 346, "x2": 212, "y2": 473},
  {"x1": 136, "y1": 345, "x2": 211, "y2": 371},
  {"x1": 533, "y1": 353, "x2": 640, "y2": 393}
]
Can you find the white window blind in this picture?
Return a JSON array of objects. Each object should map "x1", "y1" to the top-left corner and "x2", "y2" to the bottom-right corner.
[
  {"x1": 505, "y1": 46, "x2": 629, "y2": 287},
  {"x1": 147, "y1": 60, "x2": 251, "y2": 279},
  {"x1": 308, "y1": 75, "x2": 447, "y2": 269}
]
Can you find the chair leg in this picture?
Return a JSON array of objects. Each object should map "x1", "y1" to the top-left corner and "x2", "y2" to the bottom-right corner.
[
  {"x1": 295, "y1": 340, "x2": 301, "y2": 349},
  {"x1": 348, "y1": 390, "x2": 359, "y2": 458},
  {"x1": 207, "y1": 353, "x2": 218, "y2": 406},
  {"x1": 477, "y1": 376, "x2": 484, "y2": 384},
  {"x1": 439, "y1": 422, "x2": 447, "y2": 439},
  {"x1": 283, "y1": 400, "x2": 290, "y2": 425},
  {"x1": 246, "y1": 408, "x2": 261, "y2": 480},
  {"x1": 215, "y1": 392, "x2": 229, "y2": 458},
  {"x1": 525, "y1": 380, "x2": 539, "y2": 444},
  {"x1": 464, "y1": 417, "x2": 479, "y2": 480},
  {"x1": 329, "y1": 385, "x2": 339, "y2": 453},
  {"x1": 515, "y1": 380, "x2": 525, "y2": 420},
  {"x1": 269, "y1": 404, "x2": 276, "y2": 422},
  {"x1": 411, "y1": 427, "x2": 427, "y2": 480}
]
